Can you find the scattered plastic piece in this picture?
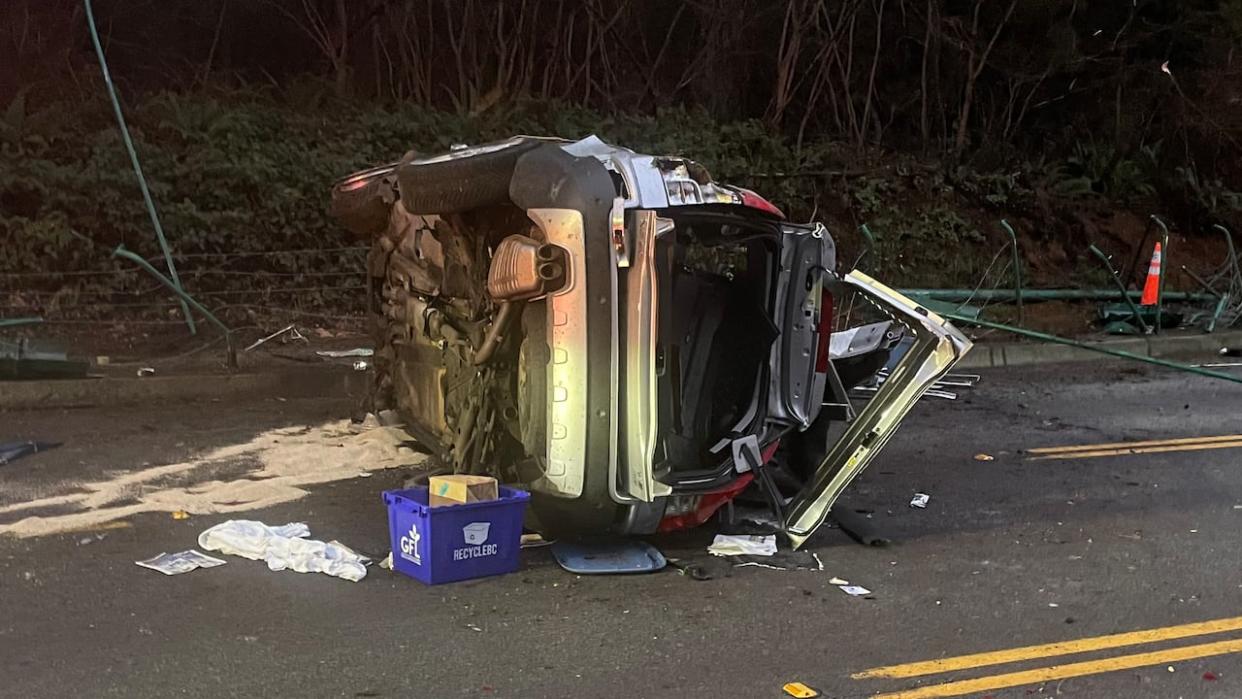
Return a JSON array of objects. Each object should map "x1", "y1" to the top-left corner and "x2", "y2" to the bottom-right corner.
[
  {"x1": 782, "y1": 681, "x2": 820, "y2": 698},
  {"x1": 828, "y1": 577, "x2": 849, "y2": 586},
  {"x1": 171, "y1": 510, "x2": 190, "y2": 520},
  {"x1": 379, "y1": 552, "x2": 393, "y2": 570},
  {"x1": 910, "y1": 493, "x2": 930, "y2": 509},
  {"x1": 735, "y1": 561, "x2": 789, "y2": 571},
  {"x1": 137, "y1": 367, "x2": 156, "y2": 377},
  {"x1": 551, "y1": 539, "x2": 666, "y2": 574},
  {"x1": 198, "y1": 520, "x2": 368, "y2": 582},
  {"x1": 316, "y1": 348, "x2": 374, "y2": 358},
  {"x1": 0, "y1": 440, "x2": 61, "y2": 465},
  {"x1": 353, "y1": 360, "x2": 370, "y2": 371},
  {"x1": 136, "y1": 550, "x2": 226, "y2": 576},
  {"x1": 839, "y1": 585, "x2": 871, "y2": 596},
  {"x1": 520, "y1": 533, "x2": 553, "y2": 548},
  {"x1": 1204, "y1": 671, "x2": 1218, "y2": 681},
  {"x1": 708, "y1": 534, "x2": 777, "y2": 557},
  {"x1": 974, "y1": 453, "x2": 994, "y2": 462}
]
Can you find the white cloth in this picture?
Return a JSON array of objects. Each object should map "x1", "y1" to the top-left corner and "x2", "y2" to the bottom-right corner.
[
  {"x1": 707, "y1": 534, "x2": 778, "y2": 557},
  {"x1": 198, "y1": 520, "x2": 367, "y2": 582}
]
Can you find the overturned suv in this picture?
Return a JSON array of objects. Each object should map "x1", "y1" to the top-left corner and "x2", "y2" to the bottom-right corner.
[{"x1": 331, "y1": 137, "x2": 970, "y2": 546}]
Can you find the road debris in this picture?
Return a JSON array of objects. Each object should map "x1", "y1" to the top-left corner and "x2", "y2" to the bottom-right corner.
[
  {"x1": 728, "y1": 549, "x2": 826, "y2": 571},
  {"x1": 137, "y1": 367, "x2": 156, "y2": 377},
  {"x1": 520, "y1": 533, "x2": 553, "y2": 548},
  {"x1": 0, "y1": 440, "x2": 61, "y2": 465},
  {"x1": 244, "y1": 324, "x2": 307, "y2": 352},
  {"x1": 839, "y1": 585, "x2": 871, "y2": 596},
  {"x1": 735, "y1": 561, "x2": 791, "y2": 571},
  {"x1": 198, "y1": 520, "x2": 368, "y2": 582},
  {"x1": 171, "y1": 510, "x2": 190, "y2": 520},
  {"x1": 708, "y1": 534, "x2": 777, "y2": 557},
  {"x1": 782, "y1": 681, "x2": 820, "y2": 698},
  {"x1": 77, "y1": 533, "x2": 106, "y2": 546},
  {"x1": 550, "y1": 539, "x2": 667, "y2": 574},
  {"x1": 909, "y1": 493, "x2": 930, "y2": 509},
  {"x1": 667, "y1": 558, "x2": 712, "y2": 580},
  {"x1": 828, "y1": 577, "x2": 849, "y2": 585},
  {"x1": 353, "y1": 360, "x2": 370, "y2": 371},
  {"x1": 135, "y1": 550, "x2": 227, "y2": 576},
  {"x1": 316, "y1": 348, "x2": 374, "y2": 358},
  {"x1": 974, "y1": 453, "x2": 995, "y2": 462}
]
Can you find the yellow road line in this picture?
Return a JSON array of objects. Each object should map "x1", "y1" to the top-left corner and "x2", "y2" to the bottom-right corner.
[
  {"x1": 853, "y1": 615, "x2": 1242, "y2": 679},
  {"x1": 1027, "y1": 439, "x2": 1242, "y2": 461},
  {"x1": 870, "y1": 637, "x2": 1242, "y2": 699},
  {"x1": 1027, "y1": 434, "x2": 1242, "y2": 455}
]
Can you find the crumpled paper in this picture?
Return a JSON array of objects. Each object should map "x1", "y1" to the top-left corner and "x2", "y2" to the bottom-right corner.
[{"x1": 707, "y1": 534, "x2": 777, "y2": 557}]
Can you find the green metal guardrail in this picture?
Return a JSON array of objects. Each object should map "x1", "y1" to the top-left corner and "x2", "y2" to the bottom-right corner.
[
  {"x1": 84, "y1": 0, "x2": 195, "y2": 336},
  {"x1": 941, "y1": 312, "x2": 1242, "y2": 385}
]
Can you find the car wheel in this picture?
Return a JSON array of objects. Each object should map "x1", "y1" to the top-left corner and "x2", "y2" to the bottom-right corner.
[{"x1": 396, "y1": 139, "x2": 539, "y2": 215}]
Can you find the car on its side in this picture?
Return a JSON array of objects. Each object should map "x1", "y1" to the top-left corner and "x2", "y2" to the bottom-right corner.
[{"x1": 330, "y1": 136, "x2": 970, "y2": 545}]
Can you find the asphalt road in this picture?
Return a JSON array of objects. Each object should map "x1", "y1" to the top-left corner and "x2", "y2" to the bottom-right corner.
[{"x1": 3, "y1": 361, "x2": 1242, "y2": 698}]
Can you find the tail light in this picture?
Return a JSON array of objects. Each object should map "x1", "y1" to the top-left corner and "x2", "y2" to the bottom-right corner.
[
  {"x1": 814, "y1": 288, "x2": 834, "y2": 373},
  {"x1": 737, "y1": 188, "x2": 786, "y2": 219},
  {"x1": 656, "y1": 440, "x2": 782, "y2": 533}
]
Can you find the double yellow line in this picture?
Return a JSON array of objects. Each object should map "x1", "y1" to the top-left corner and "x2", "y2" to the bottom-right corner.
[
  {"x1": 855, "y1": 615, "x2": 1242, "y2": 698},
  {"x1": 1027, "y1": 434, "x2": 1242, "y2": 461}
]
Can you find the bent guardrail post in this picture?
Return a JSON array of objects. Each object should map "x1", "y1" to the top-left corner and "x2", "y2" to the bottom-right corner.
[
  {"x1": 1180, "y1": 265, "x2": 1227, "y2": 333},
  {"x1": 84, "y1": 0, "x2": 195, "y2": 336},
  {"x1": 999, "y1": 219, "x2": 1024, "y2": 326},
  {"x1": 1210, "y1": 224, "x2": 1242, "y2": 299},
  {"x1": 111, "y1": 245, "x2": 236, "y2": 369},
  {"x1": 1089, "y1": 244, "x2": 1150, "y2": 334}
]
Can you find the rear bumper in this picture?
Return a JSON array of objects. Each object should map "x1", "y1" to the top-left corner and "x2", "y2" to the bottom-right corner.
[{"x1": 784, "y1": 270, "x2": 973, "y2": 548}]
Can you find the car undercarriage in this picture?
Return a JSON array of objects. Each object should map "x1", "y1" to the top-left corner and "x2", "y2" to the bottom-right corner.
[{"x1": 331, "y1": 136, "x2": 971, "y2": 545}]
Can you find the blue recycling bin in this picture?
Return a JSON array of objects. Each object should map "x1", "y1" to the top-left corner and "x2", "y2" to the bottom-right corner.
[{"x1": 383, "y1": 486, "x2": 530, "y2": 585}]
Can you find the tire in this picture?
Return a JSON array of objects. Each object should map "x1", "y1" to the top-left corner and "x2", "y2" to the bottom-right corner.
[
  {"x1": 396, "y1": 140, "x2": 539, "y2": 215},
  {"x1": 330, "y1": 165, "x2": 397, "y2": 237}
]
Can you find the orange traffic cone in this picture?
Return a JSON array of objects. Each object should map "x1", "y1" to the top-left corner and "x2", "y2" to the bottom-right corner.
[{"x1": 1140, "y1": 242, "x2": 1163, "y2": 306}]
